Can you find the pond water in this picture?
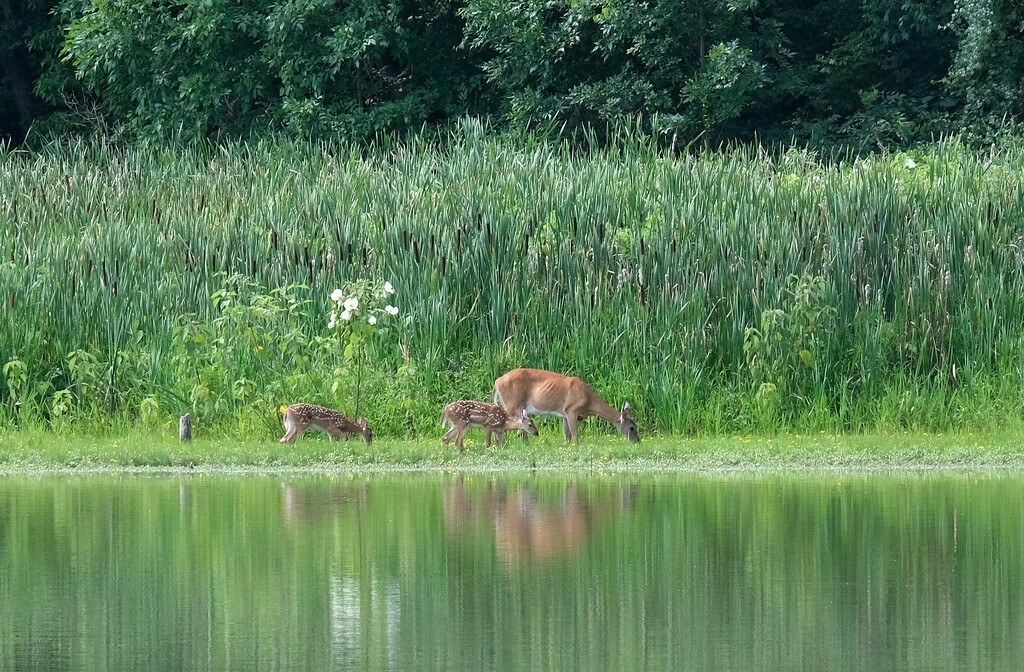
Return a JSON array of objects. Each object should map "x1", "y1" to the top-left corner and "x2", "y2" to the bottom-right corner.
[{"x1": 0, "y1": 471, "x2": 1021, "y2": 671}]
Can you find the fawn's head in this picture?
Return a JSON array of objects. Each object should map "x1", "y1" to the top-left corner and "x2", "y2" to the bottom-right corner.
[
  {"x1": 618, "y1": 402, "x2": 640, "y2": 443},
  {"x1": 516, "y1": 409, "x2": 539, "y2": 437},
  {"x1": 358, "y1": 417, "x2": 373, "y2": 445}
]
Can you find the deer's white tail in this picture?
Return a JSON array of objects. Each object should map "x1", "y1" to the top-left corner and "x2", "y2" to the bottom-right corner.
[
  {"x1": 441, "y1": 413, "x2": 448, "y2": 430},
  {"x1": 492, "y1": 387, "x2": 502, "y2": 406}
]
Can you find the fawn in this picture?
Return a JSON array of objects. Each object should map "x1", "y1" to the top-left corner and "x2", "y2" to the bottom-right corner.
[
  {"x1": 280, "y1": 403, "x2": 373, "y2": 444},
  {"x1": 441, "y1": 400, "x2": 538, "y2": 452}
]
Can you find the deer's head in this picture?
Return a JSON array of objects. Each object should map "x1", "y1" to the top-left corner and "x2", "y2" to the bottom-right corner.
[
  {"x1": 518, "y1": 409, "x2": 539, "y2": 437},
  {"x1": 619, "y1": 403, "x2": 640, "y2": 443}
]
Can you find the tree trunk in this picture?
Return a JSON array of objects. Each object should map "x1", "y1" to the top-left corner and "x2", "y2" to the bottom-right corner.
[{"x1": 179, "y1": 413, "x2": 193, "y2": 442}]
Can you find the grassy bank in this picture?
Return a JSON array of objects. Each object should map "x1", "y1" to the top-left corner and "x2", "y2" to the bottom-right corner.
[
  {"x1": 5, "y1": 128, "x2": 1024, "y2": 435},
  {"x1": 3, "y1": 430, "x2": 1024, "y2": 472}
]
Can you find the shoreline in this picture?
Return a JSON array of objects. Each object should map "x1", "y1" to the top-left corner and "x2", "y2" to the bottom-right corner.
[{"x1": 2, "y1": 431, "x2": 1023, "y2": 474}]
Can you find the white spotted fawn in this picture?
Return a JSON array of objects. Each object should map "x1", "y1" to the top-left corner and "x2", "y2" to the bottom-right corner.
[
  {"x1": 280, "y1": 403, "x2": 373, "y2": 444},
  {"x1": 441, "y1": 400, "x2": 538, "y2": 452}
]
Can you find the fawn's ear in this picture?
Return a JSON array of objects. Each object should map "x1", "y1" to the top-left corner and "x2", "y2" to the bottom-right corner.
[
  {"x1": 358, "y1": 417, "x2": 367, "y2": 427},
  {"x1": 620, "y1": 401, "x2": 631, "y2": 420}
]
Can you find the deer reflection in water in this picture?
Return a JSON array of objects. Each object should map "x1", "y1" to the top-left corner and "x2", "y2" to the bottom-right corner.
[{"x1": 444, "y1": 476, "x2": 634, "y2": 564}]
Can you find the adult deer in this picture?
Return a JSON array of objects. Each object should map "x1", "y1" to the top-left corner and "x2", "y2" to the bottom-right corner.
[{"x1": 492, "y1": 368, "x2": 640, "y2": 443}]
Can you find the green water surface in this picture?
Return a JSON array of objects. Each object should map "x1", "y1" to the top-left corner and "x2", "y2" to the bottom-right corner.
[{"x1": 1, "y1": 472, "x2": 1021, "y2": 671}]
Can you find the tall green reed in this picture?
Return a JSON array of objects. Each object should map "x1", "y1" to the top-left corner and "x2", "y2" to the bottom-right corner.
[{"x1": 3, "y1": 126, "x2": 1024, "y2": 436}]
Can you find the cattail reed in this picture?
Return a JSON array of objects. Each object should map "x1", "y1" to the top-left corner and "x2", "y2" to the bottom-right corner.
[{"x1": 4, "y1": 134, "x2": 1024, "y2": 433}]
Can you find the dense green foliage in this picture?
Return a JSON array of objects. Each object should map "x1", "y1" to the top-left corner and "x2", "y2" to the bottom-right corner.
[
  {"x1": 4, "y1": 130, "x2": 1024, "y2": 437},
  {"x1": 3, "y1": 0, "x2": 1024, "y2": 147}
]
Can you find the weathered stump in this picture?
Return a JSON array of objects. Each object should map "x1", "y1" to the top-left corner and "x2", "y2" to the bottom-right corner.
[{"x1": 179, "y1": 413, "x2": 192, "y2": 442}]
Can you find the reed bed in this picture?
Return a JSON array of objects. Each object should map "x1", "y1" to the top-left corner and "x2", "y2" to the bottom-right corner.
[{"x1": 3, "y1": 124, "x2": 1024, "y2": 437}]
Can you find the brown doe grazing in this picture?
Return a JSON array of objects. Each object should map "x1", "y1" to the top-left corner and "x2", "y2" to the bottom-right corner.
[
  {"x1": 492, "y1": 368, "x2": 640, "y2": 443},
  {"x1": 441, "y1": 400, "x2": 538, "y2": 452},
  {"x1": 280, "y1": 403, "x2": 373, "y2": 444}
]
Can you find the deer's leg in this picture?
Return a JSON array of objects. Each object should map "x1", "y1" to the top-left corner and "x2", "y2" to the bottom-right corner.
[
  {"x1": 485, "y1": 428, "x2": 493, "y2": 448},
  {"x1": 562, "y1": 417, "x2": 572, "y2": 441},
  {"x1": 565, "y1": 415, "x2": 580, "y2": 443},
  {"x1": 495, "y1": 430, "x2": 506, "y2": 446},
  {"x1": 456, "y1": 427, "x2": 467, "y2": 452}
]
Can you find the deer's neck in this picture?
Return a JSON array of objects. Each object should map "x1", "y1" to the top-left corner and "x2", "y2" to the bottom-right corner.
[{"x1": 587, "y1": 394, "x2": 622, "y2": 428}]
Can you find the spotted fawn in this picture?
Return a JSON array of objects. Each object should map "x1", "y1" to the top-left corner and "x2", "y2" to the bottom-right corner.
[
  {"x1": 280, "y1": 403, "x2": 372, "y2": 444},
  {"x1": 441, "y1": 400, "x2": 537, "y2": 452}
]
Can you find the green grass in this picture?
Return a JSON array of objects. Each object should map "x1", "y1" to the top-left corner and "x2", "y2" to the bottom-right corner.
[
  {"x1": 3, "y1": 429, "x2": 1023, "y2": 472},
  {"x1": 5, "y1": 129, "x2": 1024, "y2": 435}
]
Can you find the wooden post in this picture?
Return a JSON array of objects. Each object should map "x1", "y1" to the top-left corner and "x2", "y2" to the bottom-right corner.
[{"x1": 179, "y1": 413, "x2": 192, "y2": 442}]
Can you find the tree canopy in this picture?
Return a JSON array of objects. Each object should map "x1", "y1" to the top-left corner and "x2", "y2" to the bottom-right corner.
[{"x1": 2, "y1": 0, "x2": 1022, "y2": 149}]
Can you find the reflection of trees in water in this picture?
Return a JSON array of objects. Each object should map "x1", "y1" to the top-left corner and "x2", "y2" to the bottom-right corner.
[
  {"x1": 329, "y1": 575, "x2": 401, "y2": 669},
  {"x1": 279, "y1": 481, "x2": 399, "y2": 667},
  {"x1": 443, "y1": 476, "x2": 635, "y2": 564},
  {"x1": 251, "y1": 475, "x2": 1024, "y2": 670},
  {"x1": 3, "y1": 476, "x2": 1024, "y2": 670},
  {"x1": 281, "y1": 482, "x2": 370, "y2": 527}
]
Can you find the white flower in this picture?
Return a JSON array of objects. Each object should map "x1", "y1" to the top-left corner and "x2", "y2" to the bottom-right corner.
[
  {"x1": 328, "y1": 320, "x2": 335, "y2": 329},
  {"x1": 905, "y1": 157, "x2": 916, "y2": 169},
  {"x1": 368, "y1": 315, "x2": 377, "y2": 325},
  {"x1": 328, "y1": 311, "x2": 337, "y2": 328},
  {"x1": 384, "y1": 281, "x2": 395, "y2": 295},
  {"x1": 341, "y1": 310, "x2": 351, "y2": 321},
  {"x1": 344, "y1": 297, "x2": 359, "y2": 311},
  {"x1": 385, "y1": 305, "x2": 398, "y2": 316},
  {"x1": 331, "y1": 288, "x2": 344, "y2": 302}
]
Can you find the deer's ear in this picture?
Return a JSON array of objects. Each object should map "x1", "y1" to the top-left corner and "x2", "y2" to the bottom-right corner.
[
  {"x1": 358, "y1": 417, "x2": 367, "y2": 427},
  {"x1": 621, "y1": 402, "x2": 631, "y2": 417}
]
